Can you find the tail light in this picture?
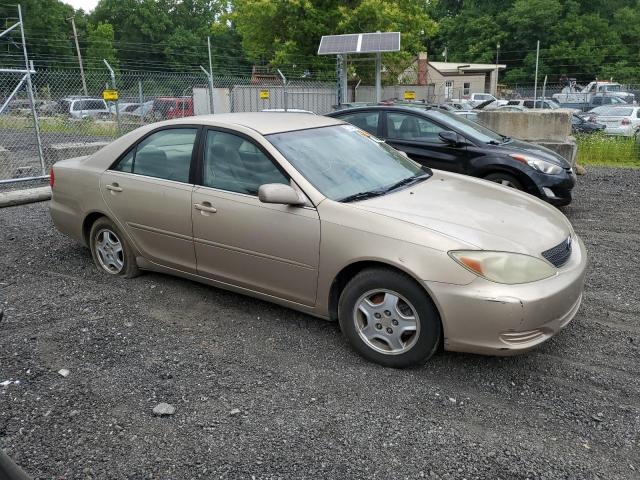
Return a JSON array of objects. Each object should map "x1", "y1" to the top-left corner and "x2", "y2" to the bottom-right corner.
[
  {"x1": 621, "y1": 118, "x2": 631, "y2": 126},
  {"x1": 49, "y1": 167, "x2": 55, "y2": 188}
]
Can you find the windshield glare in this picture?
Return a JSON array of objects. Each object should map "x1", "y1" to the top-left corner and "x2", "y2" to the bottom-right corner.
[
  {"x1": 267, "y1": 125, "x2": 428, "y2": 201},
  {"x1": 425, "y1": 109, "x2": 505, "y2": 143}
]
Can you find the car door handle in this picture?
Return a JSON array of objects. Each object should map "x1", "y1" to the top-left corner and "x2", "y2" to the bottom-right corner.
[
  {"x1": 194, "y1": 203, "x2": 217, "y2": 213},
  {"x1": 106, "y1": 183, "x2": 123, "y2": 192}
]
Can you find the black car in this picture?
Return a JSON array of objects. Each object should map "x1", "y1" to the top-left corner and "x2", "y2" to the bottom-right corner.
[
  {"x1": 571, "y1": 114, "x2": 605, "y2": 134},
  {"x1": 326, "y1": 106, "x2": 576, "y2": 206}
]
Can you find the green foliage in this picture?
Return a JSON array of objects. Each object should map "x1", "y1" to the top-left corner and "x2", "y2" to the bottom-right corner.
[{"x1": 429, "y1": 0, "x2": 640, "y2": 84}]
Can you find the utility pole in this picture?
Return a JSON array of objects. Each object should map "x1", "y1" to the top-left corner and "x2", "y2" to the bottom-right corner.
[
  {"x1": 494, "y1": 42, "x2": 500, "y2": 96},
  {"x1": 68, "y1": 16, "x2": 87, "y2": 96},
  {"x1": 533, "y1": 40, "x2": 540, "y2": 108}
]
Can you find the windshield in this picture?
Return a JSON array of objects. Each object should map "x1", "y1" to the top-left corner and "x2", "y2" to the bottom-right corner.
[
  {"x1": 424, "y1": 109, "x2": 505, "y2": 143},
  {"x1": 602, "y1": 85, "x2": 621, "y2": 92},
  {"x1": 598, "y1": 107, "x2": 633, "y2": 116},
  {"x1": 267, "y1": 125, "x2": 430, "y2": 201}
]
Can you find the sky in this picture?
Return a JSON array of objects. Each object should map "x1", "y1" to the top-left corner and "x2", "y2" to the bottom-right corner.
[{"x1": 63, "y1": 0, "x2": 99, "y2": 11}]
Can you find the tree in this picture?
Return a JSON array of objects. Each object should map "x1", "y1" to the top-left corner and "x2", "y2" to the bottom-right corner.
[{"x1": 85, "y1": 22, "x2": 118, "y2": 69}]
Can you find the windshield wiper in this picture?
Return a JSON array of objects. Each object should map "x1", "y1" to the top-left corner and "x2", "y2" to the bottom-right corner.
[
  {"x1": 501, "y1": 135, "x2": 512, "y2": 143},
  {"x1": 487, "y1": 140, "x2": 501, "y2": 145},
  {"x1": 383, "y1": 174, "x2": 430, "y2": 193},
  {"x1": 339, "y1": 189, "x2": 387, "y2": 203}
]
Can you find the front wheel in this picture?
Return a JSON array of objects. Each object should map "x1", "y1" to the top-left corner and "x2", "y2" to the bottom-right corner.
[
  {"x1": 338, "y1": 268, "x2": 441, "y2": 368},
  {"x1": 89, "y1": 217, "x2": 140, "y2": 278},
  {"x1": 484, "y1": 172, "x2": 524, "y2": 190}
]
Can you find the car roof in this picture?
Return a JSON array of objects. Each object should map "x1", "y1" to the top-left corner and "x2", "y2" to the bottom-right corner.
[
  {"x1": 163, "y1": 112, "x2": 345, "y2": 135},
  {"x1": 327, "y1": 105, "x2": 436, "y2": 116}
]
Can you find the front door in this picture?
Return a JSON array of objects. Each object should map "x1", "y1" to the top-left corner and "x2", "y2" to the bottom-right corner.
[
  {"x1": 100, "y1": 127, "x2": 199, "y2": 272},
  {"x1": 382, "y1": 111, "x2": 467, "y2": 173},
  {"x1": 191, "y1": 129, "x2": 320, "y2": 306}
]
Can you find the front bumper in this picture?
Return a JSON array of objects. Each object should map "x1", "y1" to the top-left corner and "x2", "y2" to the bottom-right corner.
[
  {"x1": 425, "y1": 234, "x2": 587, "y2": 356},
  {"x1": 529, "y1": 168, "x2": 576, "y2": 207}
]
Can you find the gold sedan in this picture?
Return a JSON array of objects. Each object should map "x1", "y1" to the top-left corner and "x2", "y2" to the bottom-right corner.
[{"x1": 50, "y1": 113, "x2": 587, "y2": 367}]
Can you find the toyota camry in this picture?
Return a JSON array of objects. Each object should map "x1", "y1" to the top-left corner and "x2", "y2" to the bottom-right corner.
[{"x1": 50, "y1": 113, "x2": 587, "y2": 367}]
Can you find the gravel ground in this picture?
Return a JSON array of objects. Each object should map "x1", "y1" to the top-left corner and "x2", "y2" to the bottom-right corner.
[{"x1": 1, "y1": 167, "x2": 639, "y2": 480}]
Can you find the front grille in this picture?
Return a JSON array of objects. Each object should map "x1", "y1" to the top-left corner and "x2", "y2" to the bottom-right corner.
[{"x1": 542, "y1": 237, "x2": 572, "y2": 267}]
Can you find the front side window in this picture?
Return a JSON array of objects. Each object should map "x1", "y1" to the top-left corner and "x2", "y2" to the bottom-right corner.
[
  {"x1": 337, "y1": 111, "x2": 379, "y2": 135},
  {"x1": 267, "y1": 125, "x2": 429, "y2": 201},
  {"x1": 112, "y1": 128, "x2": 197, "y2": 183},
  {"x1": 202, "y1": 130, "x2": 288, "y2": 195},
  {"x1": 386, "y1": 112, "x2": 445, "y2": 142}
]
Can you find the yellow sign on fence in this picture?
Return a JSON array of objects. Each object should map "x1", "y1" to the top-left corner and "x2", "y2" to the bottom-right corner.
[
  {"x1": 403, "y1": 90, "x2": 416, "y2": 100},
  {"x1": 102, "y1": 89, "x2": 119, "y2": 101},
  {"x1": 259, "y1": 90, "x2": 270, "y2": 100}
]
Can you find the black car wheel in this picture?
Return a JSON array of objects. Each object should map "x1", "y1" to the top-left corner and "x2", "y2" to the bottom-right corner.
[{"x1": 483, "y1": 172, "x2": 524, "y2": 190}]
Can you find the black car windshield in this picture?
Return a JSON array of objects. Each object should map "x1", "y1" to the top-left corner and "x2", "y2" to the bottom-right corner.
[
  {"x1": 424, "y1": 109, "x2": 506, "y2": 144},
  {"x1": 267, "y1": 125, "x2": 430, "y2": 201}
]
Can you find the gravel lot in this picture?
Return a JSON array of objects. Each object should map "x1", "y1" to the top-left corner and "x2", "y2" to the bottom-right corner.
[{"x1": 1, "y1": 167, "x2": 639, "y2": 480}]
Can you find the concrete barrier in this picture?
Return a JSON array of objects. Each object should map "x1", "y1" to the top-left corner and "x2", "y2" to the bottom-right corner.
[
  {"x1": 44, "y1": 141, "x2": 108, "y2": 168},
  {"x1": 0, "y1": 186, "x2": 51, "y2": 208},
  {"x1": 477, "y1": 110, "x2": 577, "y2": 167}
]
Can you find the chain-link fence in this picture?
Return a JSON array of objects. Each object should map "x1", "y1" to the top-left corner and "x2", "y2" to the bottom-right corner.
[{"x1": 0, "y1": 67, "x2": 338, "y2": 185}]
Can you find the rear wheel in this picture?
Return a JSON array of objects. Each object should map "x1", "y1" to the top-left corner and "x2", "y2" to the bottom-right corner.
[
  {"x1": 484, "y1": 172, "x2": 524, "y2": 190},
  {"x1": 338, "y1": 268, "x2": 441, "y2": 368},
  {"x1": 89, "y1": 217, "x2": 140, "y2": 278}
]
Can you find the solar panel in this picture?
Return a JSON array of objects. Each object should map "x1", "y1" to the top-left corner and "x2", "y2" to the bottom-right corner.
[
  {"x1": 318, "y1": 32, "x2": 400, "y2": 55},
  {"x1": 360, "y1": 32, "x2": 401, "y2": 53}
]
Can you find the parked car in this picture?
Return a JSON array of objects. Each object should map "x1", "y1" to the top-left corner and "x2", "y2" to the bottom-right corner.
[
  {"x1": 327, "y1": 105, "x2": 576, "y2": 206},
  {"x1": 49, "y1": 113, "x2": 587, "y2": 367},
  {"x1": 452, "y1": 111, "x2": 479, "y2": 122},
  {"x1": 495, "y1": 105, "x2": 528, "y2": 112},
  {"x1": 506, "y1": 99, "x2": 579, "y2": 113},
  {"x1": 124, "y1": 100, "x2": 154, "y2": 118},
  {"x1": 468, "y1": 92, "x2": 498, "y2": 106},
  {"x1": 557, "y1": 94, "x2": 629, "y2": 112},
  {"x1": 586, "y1": 106, "x2": 640, "y2": 137},
  {"x1": 151, "y1": 97, "x2": 194, "y2": 120},
  {"x1": 571, "y1": 114, "x2": 605, "y2": 134},
  {"x1": 58, "y1": 97, "x2": 111, "y2": 119},
  {"x1": 109, "y1": 102, "x2": 139, "y2": 115}
]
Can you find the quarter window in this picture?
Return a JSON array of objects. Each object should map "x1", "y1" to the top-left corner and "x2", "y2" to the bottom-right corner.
[
  {"x1": 112, "y1": 128, "x2": 197, "y2": 183},
  {"x1": 337, "y1": 111, "x2": 379, "y2": 135},
  {"x1": 202, "y1": 130, "x2": 288, "y2": 195},
  {"x1": 386, "y1": 113, "x2": 446, "y2": 142}
]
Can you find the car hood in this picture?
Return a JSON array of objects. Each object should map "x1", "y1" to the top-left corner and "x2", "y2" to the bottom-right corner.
[
  {"x1": 353, "y1": 171, "x2": 572, "y2": 255},
  {"x1": 493, "y1": 139, "x2": 571, "y2": 169}
]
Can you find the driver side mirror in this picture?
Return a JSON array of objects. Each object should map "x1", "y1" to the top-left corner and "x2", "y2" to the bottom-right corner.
[
  {"x1": 439, "y1": 130, "x2": 464, "y2": 146},
  {"x1": 258, "y1": 183, "x2": 306, "y2": 206}
]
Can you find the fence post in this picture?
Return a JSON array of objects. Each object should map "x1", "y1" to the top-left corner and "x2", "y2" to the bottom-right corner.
[
  {"x1": 199, "y1": 65, "x2": 215, "y2": 114},
  {"x1": 18, "y1": 5, "x2": 45, "y2": 176},
  {"x1": 277, "y1": 69, "x2": 287, "y2": 111},
  {"x1": 103, "y1": 59, "x2": 120, "y2": 135},
  {"x1": 138, "y1": 78, "x2": 144, "y2": 125}
]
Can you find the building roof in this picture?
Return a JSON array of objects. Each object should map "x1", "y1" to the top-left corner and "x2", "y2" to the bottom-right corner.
[{"x1": 429, "y1": 62, "x2": 507, "y2": 73}]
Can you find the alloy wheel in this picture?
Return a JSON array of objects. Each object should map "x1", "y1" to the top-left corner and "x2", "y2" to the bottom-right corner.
[
  {"x1": 353, "y1": 289, "x2": 420, "y2": 355},
  {"x1": 94, "y1": 228, "x2": 124, "y2": 274}
]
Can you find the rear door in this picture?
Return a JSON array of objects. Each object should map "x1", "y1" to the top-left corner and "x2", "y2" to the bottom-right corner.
[
  {"x1": 100, "y1": 126, "x2": 199, "y2": 272},
  {"x1": 381, "y1": 111, "x2": 467, "y2": 173}
]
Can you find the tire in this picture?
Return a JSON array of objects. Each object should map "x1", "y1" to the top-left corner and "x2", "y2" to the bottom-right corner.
[
  {"x1": 89, "y1": 217, "x2": 140, "y2": 278},
  {"x1": 338, "y1": 268, "x2": 441, "y2": 368},
  {"x1": 483, "y1": 172, "x2": 524, "y2": 190}
]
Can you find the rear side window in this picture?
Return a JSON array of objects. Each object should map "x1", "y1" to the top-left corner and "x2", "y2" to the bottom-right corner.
[
  {"x1": 73, "y1": 100, "x2": 106, "y2": 111},
  {"x1": 112, "y1": 128, "x2": 197, "y2": 183},
  {"x1": 338, "y1": 111, "x2": 379, "y2": 135}
]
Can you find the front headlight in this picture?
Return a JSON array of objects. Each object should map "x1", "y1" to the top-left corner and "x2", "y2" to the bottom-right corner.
[
  {"x1": 509, "y1": 154, "x2": 563, "y2": 175},
  {"x1": 449, "y1": 250, "x2": 557, "y2": 284}
]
